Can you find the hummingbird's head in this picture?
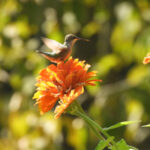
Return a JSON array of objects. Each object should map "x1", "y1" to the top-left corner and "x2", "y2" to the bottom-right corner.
[
  {"x1": 64, "y1": 34, "x2": 89, "y2": 46},
  {"x1": 65, "y1": 34, "x2": 79, "y2": 43}
]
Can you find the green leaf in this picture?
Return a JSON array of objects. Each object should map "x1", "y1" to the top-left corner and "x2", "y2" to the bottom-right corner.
[
  {"x1": 142, "y1": 124, "x2": 150, "y2": 127},
  {"x1": 103, "y1": 121, "x2": 141, "y2": 131},
  {"x1": 111, "y1": 139, "x2": 138, "y2": 150},
  {"x1": 95, "y1": 137, "x2": 114, "y2": 150}
]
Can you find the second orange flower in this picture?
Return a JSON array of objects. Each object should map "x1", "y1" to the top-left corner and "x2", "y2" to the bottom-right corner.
[{"x1": 143, "y1": 53, "x2": 150, "y2": 64}]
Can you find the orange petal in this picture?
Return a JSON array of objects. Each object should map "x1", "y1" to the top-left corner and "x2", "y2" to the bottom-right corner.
[
  {"x1": 86, "y1": 79, "x2": 102, "y2": 86},
  {"x1": 37, "y1": 95, "x2": 58, "y2": 114},
  {"x1": 54, "y1": 86, "x2": 84, "y2": 119},
  {"x1": 33, "y1": 91, "x2": 42, "y2": 99}
]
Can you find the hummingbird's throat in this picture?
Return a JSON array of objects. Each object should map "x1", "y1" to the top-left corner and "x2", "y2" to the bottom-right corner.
[{"x1": 64, "y1": 39, "x2": 78, "y2": 48}]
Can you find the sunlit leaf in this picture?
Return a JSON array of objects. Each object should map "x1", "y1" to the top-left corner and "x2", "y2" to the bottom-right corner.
[
  {"x1": 142, "y1": 124, "x2": 150, "y2": 127},
  {"x1": 82, "y1": 21, "x2": 100, "y2": 37},
  {"x1": 94, "y1": 54, "x2": 121, "y2": 76},
  {"x1": 127, "y1": 65, "x2": 148, "y2": 86},
  {"x1": 103, "y1": 121, "x2": 141, "y2": 131}
]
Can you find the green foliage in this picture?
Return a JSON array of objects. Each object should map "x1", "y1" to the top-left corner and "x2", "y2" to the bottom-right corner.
[
  {"x1": 95, "y1": 139, "x2": 138, "y2": 150},
  {"x1": 0, "y1": 0, "x2": 150, "y2": 149},
  {"x1": 111, "y1": 139, "x2": 138, "y2": 150},
  {"x1": 95, "y1": 137, "x2": 114, "y2": 150}
]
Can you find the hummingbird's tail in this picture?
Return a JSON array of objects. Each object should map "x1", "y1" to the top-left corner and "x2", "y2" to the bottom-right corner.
[
  {"x1": 36, "y1": 50, "x2": 41, "y2": 53},
  {"x1": 36, "y1": 50, "x2": 61, "y2": 63},
  {"x1": 36, "y1": 50, "x2": 56, "y2": 56}
]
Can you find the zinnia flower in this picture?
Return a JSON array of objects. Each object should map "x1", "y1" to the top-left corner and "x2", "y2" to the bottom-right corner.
[
  {"x1": 143, "y1": 53, "x2": 150, "y2": 64},
  {"x1": 33, "y1": 57, "x2": 101, "y2": 119}
]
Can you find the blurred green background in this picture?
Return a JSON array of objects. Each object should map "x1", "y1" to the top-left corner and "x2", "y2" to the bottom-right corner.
[{"x1": 0, "y1": 0, "x2": 150, "y2": 149}]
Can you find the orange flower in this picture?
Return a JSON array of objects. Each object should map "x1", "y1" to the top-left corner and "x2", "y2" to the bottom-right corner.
[
  {"x1": 33, "y1": 57, "x2": 101, "y2": 119},
  {"x1": 143, "y1": 53, "x2": 150, "y2": 64}
]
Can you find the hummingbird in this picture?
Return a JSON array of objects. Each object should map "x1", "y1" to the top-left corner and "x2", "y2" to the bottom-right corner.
[{"x1": 36, "y1": 34, "x2": 89, "y2": 63}]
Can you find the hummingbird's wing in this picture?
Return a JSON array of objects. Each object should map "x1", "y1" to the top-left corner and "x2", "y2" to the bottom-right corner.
[{"x1": 41, "y1": 37, "x2": 64, "y2": 54}]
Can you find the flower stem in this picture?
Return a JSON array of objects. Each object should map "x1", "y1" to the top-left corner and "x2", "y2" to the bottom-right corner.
[
  {"x1": 75, "y1": 110, "x2": 105, "y2": 140},
  {"x1": 67, "y1": 100, "x2": 117, "y2": 148}
]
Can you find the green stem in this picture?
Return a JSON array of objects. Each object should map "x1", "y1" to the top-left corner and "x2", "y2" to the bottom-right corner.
[
  {"x1": 75, "y1": 110, "x2": 104, "y2": 140},
  {"x1": 67, "y1": 100, "x2": 117, "y2": 148},
  {"x1": 76, "y1": 110, "x2": 117, "y2": 147}
]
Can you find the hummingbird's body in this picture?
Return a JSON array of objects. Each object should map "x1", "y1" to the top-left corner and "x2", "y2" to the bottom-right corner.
[
  {"x1": 37, "y1": 34, "x2": 88, "y2": 63},
  {"x1": 39, "y1": 44, "x2": 71, "y2": 63}
]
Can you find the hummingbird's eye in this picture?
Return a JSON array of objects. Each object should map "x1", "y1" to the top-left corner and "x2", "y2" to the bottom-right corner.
[{"x1": 65, "y1": 34, "x2": 77, "y2": 42}]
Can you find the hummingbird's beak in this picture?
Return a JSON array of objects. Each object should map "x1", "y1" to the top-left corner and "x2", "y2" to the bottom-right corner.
[{"x1": 77, "y1": 37, "x2": 90, "y2": 42}]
